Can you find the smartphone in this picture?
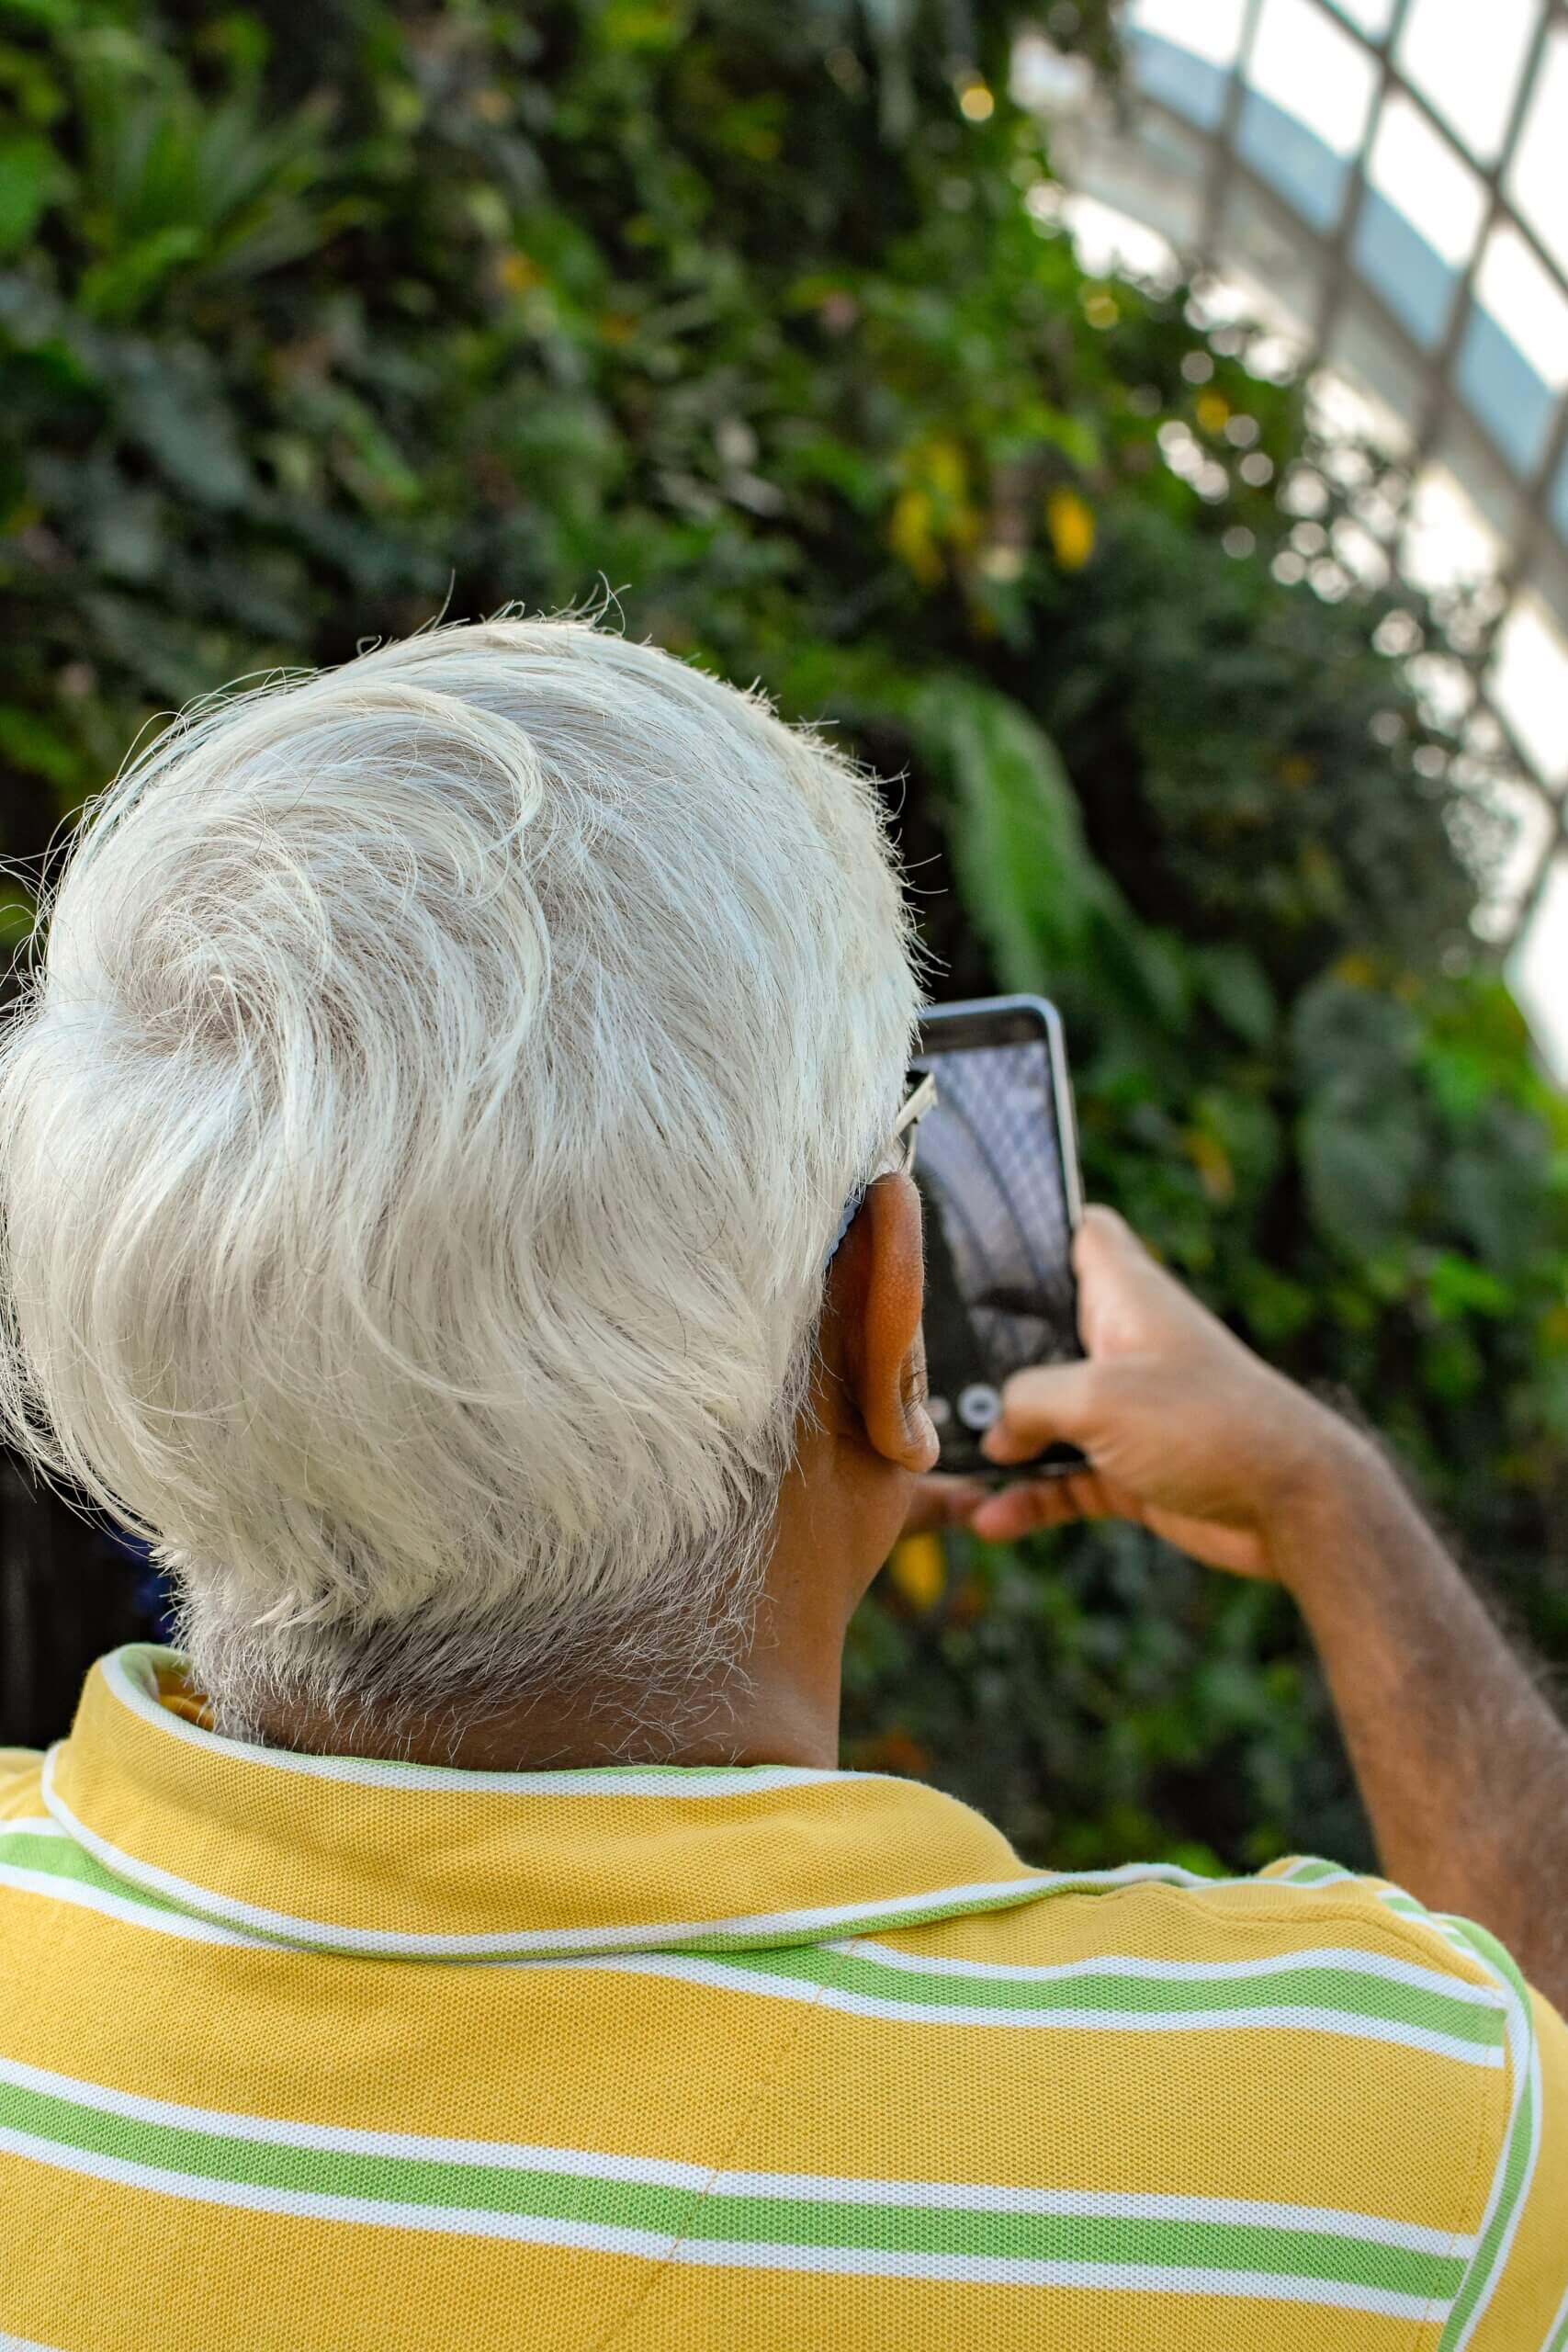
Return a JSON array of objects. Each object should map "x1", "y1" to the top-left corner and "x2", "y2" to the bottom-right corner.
[{"x1": 911, "y1": 995, "x2": 1087, "y2": 1481}]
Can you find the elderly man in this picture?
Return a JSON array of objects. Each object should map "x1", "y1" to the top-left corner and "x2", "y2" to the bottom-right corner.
[{"x1": 0, "y1": 619, "x2": 1562, "y2": 2350}]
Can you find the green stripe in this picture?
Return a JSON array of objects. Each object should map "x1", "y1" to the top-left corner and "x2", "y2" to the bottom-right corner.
[
  {"x1": 0, "y1": 1831, "x2": 211, "y2": 1926},
  {"x1": 714, "y1": 1942, "x2": 1504, "y2": 2045},
  {"x1": 1434, "y1": 1917, "x2": 1537, "y2": 2351},
  {"x1": 0, "y1": 2075, "x2": 1462, "y2": 2293}
]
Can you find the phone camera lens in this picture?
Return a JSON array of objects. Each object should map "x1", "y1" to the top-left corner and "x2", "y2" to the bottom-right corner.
[{"x1": 957, "y1": 1383, "x2": 1001, "y2": 1431}]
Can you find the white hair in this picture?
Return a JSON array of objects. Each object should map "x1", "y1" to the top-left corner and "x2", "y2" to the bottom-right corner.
[{"x1": 0, "y1": 616, "x2": 921, "y2": 1745}]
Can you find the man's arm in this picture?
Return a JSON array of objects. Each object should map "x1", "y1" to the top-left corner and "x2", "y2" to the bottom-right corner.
[
  {"x1": 1265, "y1": 1435, "x2": 1568, "y2": 2006},
  {"x1": 962, "y1": 1206, "x2": 1568, "y2": 2015}
]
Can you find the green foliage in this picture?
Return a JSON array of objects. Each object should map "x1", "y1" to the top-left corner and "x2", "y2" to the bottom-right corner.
[{"x1": 2, "y1": 0, "x2": 1564, "y2": 1868}]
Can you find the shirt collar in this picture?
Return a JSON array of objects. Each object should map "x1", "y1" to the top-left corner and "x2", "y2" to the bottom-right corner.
[{"x1": 43, "y1": 1645, "x2": 1055, "y2": 1961}]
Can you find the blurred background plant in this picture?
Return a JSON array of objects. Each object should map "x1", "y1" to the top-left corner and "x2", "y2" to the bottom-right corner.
[{"x1": 3, "y1": 0, "x2": 1565, "y2": 1872}]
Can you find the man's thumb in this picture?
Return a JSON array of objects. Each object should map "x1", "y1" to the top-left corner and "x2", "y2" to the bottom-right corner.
[{"x1": 982, "y1": 1360, "x2": 1100, "y2": 1464}]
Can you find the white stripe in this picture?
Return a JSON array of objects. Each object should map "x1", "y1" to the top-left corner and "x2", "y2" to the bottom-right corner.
[
  {"x1": 833, "y1": 1935, "x2": 1503, "y2": 2006},
  {"x1": 0, "y1": 2050, "x2": 1473, "y2": 2253},
  {"x1": 535, "y1": 1947, "x2": 1506, "y2": 2063},
  {"x1": 98, "y1": 1647, "x2": 850, "y2": 1797},
  {"x1": 41, "y1": 1747, "x2": 1063, "y2": 1953},
  {"x1": 0, "y1": 2124, "x2": 1452, "y2": 2313},
  {"x1": 0, "y1": 2335, "x2": 67, "y2": 2350},
  {"x1": 0, "y1": 1863, "x2": 270, "y2": 1951}
]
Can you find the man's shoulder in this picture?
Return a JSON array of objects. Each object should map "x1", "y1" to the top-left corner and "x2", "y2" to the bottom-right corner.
[
  {"x1": 878, "y1": 1851, "x2": 1509, "y2": 1984},
  {"x1": 853, "y1": 1851, "x2": 1517, "y2": 2073},
  {"x1": 818, "y1": 1859, "x2": 1563, "y2": 2346}
]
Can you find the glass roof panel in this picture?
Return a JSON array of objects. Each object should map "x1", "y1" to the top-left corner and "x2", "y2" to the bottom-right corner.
[
  {"x1": 1062, "y1": 192, "x2": 1180, "y2": 286},
  {"x1": 1353, "y1": 138, "x2": 1469, "y2": 348},
  {"x1": 1218, "y1": 182, "x2": 1327, "y2": 325},
  {"x1": 1124, "y1": 0, "x2": 1252, "y2": 71},
  {"x1": 1434, "y1": 409, "x2": 1525, "y2": 543},
  {"x1": 1489, "y1": 591, "x2": 1568, "y2": 787},
  {"x1": 1236, "y1": 93, "x2": 1348, "y2": 233},
  {"x1": 1248, "y1": 0, "x2": 1381, "y2": 153},
  {"x1": 1395, "y1": 0, "x2": 1541, "y2": 164},
  {"x1": 1325, "y1": 293, "x2": 1427, "y2": 425},
  {"x1": 1508, "y1": 853, "x2": 1568, "y2": 1078},
  {"x1": 1399, "y1": 464, "x2": 1506, "y2": 594},
  {"x1": 1333, "y1": 0, "x2": 1397, "y2": 32},
  {"x1": 1473, "y1": 221, "x2": 1568, "y2": 392},
  {"x1": 1458, "y1": 221, "x2": 1568, "y2": 473},
  {"x1": 1365, "y1": 94, "x2": 1488, "y2": 270},
  {"x1": 1128, "y1": 25, "x2": 1232, "y2": 130},
  {"x1": 1508, "y1": 21, "x2": 1568, "y2": 278}
]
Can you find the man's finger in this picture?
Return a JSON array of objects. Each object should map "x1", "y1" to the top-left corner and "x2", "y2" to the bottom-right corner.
[
  {"x1": 969, "y1": 1481, "x2": 1077, "y2": 1542},
  {"x1": 1072, "y1": 1203, "x2": 1149, "y2": 1281},
  {"x1": 982, "y1": 1360, "x2": 1099, "y2": 1463},
  {"x1": 970, "y1": 1471, "x2": 1114, "y2": 1542},
  {"x1": 900, "y1": 1475, "x2": 990, "y2": 1537}
]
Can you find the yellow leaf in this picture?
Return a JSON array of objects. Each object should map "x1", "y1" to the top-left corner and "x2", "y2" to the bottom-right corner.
[
  {"x1": 924, "y1": 437, "x2": 967, "y2": 501},
  {"x1": 886, "y1": 1533, "x2": 946, "y2": 1611},
  {"x1": 498, "y1": 251, "x2": 544, "y2": 295},
  {"x1": 1195, "y1": 390, "x2": 1230, "y2": 436},
  {"x1": 1184, "y1": 1129, "x2": 1235, "y2": 1206},
  {"x1": 890, "y1": 489, "x2": 943, "y2": 586},
  {"x1": 1045, "y1": 487, "x2": 1095, "y2": 571}
]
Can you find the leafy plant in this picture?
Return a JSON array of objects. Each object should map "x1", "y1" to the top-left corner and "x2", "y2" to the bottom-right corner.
[{"x1": 2, "y1": 0, "x2": 1563, "y2": 1870}]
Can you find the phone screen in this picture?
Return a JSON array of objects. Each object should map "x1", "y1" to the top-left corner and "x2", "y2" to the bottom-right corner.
[{"x1": 911, "y1": 999, "x2": 1085, "y2": 1478}]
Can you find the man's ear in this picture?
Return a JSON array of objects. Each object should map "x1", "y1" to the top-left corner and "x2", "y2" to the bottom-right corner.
[{"x1": 833, "y1": 1171, "x2": 939, "y2": 1474}]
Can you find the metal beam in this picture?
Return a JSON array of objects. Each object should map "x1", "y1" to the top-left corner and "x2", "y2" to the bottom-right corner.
[
  {"x1": 1199, "y1": 0, "x2": 1263, "y2": 260},
  {"x1": 1313, "y1": 0, "x2": 1416, "y2": 360},
  {"x1": 1406, "y1": 0, "x2": 1558, "y2": 479}
]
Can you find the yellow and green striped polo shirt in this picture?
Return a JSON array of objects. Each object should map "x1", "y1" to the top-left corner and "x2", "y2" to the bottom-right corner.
[{"x1": 2, "y1": 1644, "x2": 1564, "y2": 2349}]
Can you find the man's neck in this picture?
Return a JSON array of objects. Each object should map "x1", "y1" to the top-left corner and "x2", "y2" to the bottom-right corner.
[{"x1": 252, "y1": 1668, "x2": 842, "y2": 1773}]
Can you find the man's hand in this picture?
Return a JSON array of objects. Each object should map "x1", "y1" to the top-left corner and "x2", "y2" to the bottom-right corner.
[
  {"x1": 906, "y1": 1204, "x2": 1568, "y2": 2024},
  {"x1": 964, "y1": 1206, "x2": 1368, "y2": 1579}
]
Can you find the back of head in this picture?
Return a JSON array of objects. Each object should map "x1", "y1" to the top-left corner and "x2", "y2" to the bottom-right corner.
[{"x1": 0, "y1": 618, "x2": 919, "y2": 1739}]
